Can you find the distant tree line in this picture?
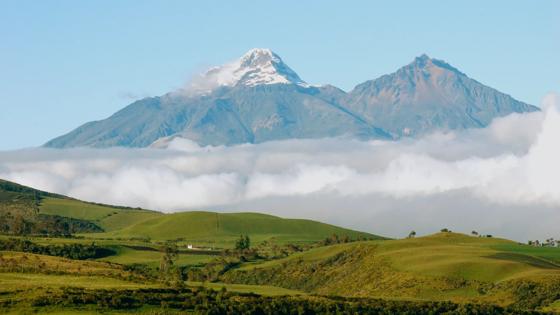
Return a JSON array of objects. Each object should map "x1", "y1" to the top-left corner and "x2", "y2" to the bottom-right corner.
[
  {"x1": 527, "y1": 238, "x2": 560, "y2": 247},
  {"x1": 404, "y1": 229, "x2": 494, "y2": 238},
  {"x1": 321, "y1": 234, "x2": 374, "y2": 246},
  {"x1": 0, "y1": 238, "x2": 114, "y2": 260}
]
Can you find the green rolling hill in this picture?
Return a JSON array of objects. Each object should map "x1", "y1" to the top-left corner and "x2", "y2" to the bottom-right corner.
[
  {"x1": 2, "y1": 178, "x2": 560, "y2": 313},
  {"x1": 1, "y1": 179, "x2": 382, "y2": 246},
  {"x1": 222, "y1": 232, "x2": 560, "y2": 310},
  {"x1": 0, "y1": 179, "x2": 102, "y2": 235},
  {"x1": 97, "y1": 211, "x2": 381, "y2": 245},
  {"x1": 39, "y1": 197, "x2": 161, "y2": 232}
]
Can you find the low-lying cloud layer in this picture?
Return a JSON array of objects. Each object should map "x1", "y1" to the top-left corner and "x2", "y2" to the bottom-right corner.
[{"x1": 1, "y1": 94, "x2": 558, "y2": 241}]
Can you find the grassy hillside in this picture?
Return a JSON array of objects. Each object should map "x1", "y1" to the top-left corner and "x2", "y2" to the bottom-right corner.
[
  {"x1": 1, "y1": 251, "x2": 542, "y2": 314},
  {"x1": 223, "y1": 232, "x2": 560, "y2": 310},
  {"x1": 39, "y1": 197, "x2": 161, "y2": 231},
  {"x1": 0, "y1": 251, "x2": 298, "y2": 295},
  {"x1": 96, "y1": 211, "x2": 382, "y2": 246},
  {"x1": 2, "y1": 180, "x2": 560, "y2": 313},
  {"x1": 1, "y1": 178, "x2": 383, "y2": 271},
  {"x1": 0, "y1": 251, "x2": 311, "y2": 314},
  {"x1": 0, "y1": 180, "x2": 102, "y2": 235},
  {"x1": 0, "y1": 180, "x2": 380, "y2": 247},
  {"x1": 0, "y1": 179, "x2": 160, "y2": 233}
]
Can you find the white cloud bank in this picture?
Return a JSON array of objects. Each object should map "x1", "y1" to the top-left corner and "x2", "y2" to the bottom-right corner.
[{"x1": 1, "y1": 93, "x2": 559, "y2": 240}]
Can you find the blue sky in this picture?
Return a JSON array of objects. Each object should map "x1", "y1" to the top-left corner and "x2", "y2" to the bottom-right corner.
[{"x1": 0, "y1": 0, "x2": 558, "y2": 150}]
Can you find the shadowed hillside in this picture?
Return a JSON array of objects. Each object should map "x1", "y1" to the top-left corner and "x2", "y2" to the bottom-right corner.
[{"x1": 0, "y1": 179, "x2": 102, "y2": 235}]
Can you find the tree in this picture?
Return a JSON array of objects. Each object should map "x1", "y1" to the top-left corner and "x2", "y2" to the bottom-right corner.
[
  {"x1": 13, "y1": 214, "x2": 26, "y2": 235},
  {"x1": 330, "y1": 234, "x2": 340, "y2": 244},
  {"x1": 471, "y1": 230, "x2": 479, "y2": 237},
  {"x1": 244, "y1": 235, "x2": 250, "y2": 249},
  {"x1": 407, "y1": 231, "x2": 416, "y2": 238},
  {"x1": 160, "y1": 241, "x2": 178, "y2": 277},
  {"x1": 235, "y1": 235, "x2": 250, "y2": 250},
  {"x1": 440, "y1": 228, "x2": 451, "y2": 233}
]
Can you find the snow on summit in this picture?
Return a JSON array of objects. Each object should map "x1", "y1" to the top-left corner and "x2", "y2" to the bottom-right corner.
[{"x1": 187, "y1": 48, "x2": 309, "y2": 94}]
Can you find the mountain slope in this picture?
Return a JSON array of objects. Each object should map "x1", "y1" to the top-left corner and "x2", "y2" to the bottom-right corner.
[
  {"x1": 45, "y1": 49, "x2": 390, "y2": 148},
  {"x1": 344, "y1": 54, "x2": 539, "y2": 137},
  {"x1": 44, "y1": 50, "x2": 538, "y2": 148}
]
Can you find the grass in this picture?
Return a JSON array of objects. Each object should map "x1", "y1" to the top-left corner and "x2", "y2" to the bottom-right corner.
[
  {"x1": 39, "y1": 198, "x2": 161, "y2": 231},
  {"x1": 4, "y1": 179, "x2": 383, "y2": 250},
  {"x1": 492, "y1": 243, "x2": 560, "y2": 264},
  {"x1": 0, "y1": 251, "x2": 133, "y2": 277},
  {"x1": 0, "y1": 236, "x2": 218, "y2": 268},
  {"x1": 377, "y1": 233, "x2": 560, "y2": 282},
  {"x1": 223, "y1": 232, "x2": 560, "y2": 307},
  {"x1": 93, "y1": 211, "x2": 381, "y2": 246},
  {"x1": 0, "y1": 251, "x2": 299, "y2": 297},
  {"x1": 9, "y1": 178, "x2": 560, "y2": 311},
  {"x1": 0, "y1": 272, "x2": 151, "y2": 290},
  {"x1": 237, "y1": 241, "x2": 355, "y2": 271},
  {"x1": 40, "y1": 198, "x2": 120, "y2": 221}
]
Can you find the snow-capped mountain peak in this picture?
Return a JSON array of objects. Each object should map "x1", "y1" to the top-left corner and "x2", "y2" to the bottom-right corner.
[
  {"x1": 46, "y1": 50, "x2": 538, "y2": 149},
  {"x1": 239, "y1": 48, "x2": 280, "y2": 68},
  {"x1": 190, "y1": 48, "x2": 308, "y2": 93}
]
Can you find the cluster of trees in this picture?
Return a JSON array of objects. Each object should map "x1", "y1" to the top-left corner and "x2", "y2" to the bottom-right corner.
[
  {"x1": 235, "y1": 235, "x2": 251, "y2": 250},
  {"x1": 1, "y1": 181, "x2": 102, "y2": 237},
  {"x1": 0, "y1": 179, "x2": 56, "y2": 197},
  {"x1": 186, "y1": 257, "x2": 241, "y2": 283},
  {"x1": 527, "y1": 238, "x2": 560, "y2": 247},
  {"x1": 22, "y1": 286, "x2": 546, "y2": 314},
  {"x1": 405, "y1": 230, "x2": 494, "y2": 238},
  {"x1": 158, "y1": 241, "x2": 186, "y2": 288},
  {"x1": 320, "y1": 234, "x2": 373, "y2": 246},
  {"x1": 0, "y1": 238, "x2": 114, "y2": 260},
  {"x1": 259, "y1": 242, "x2": 305, "y2": 259},
  {"x1": 0, "y1": 211, "x2": 102, "y2": 236},
  {"x1": 470, "y1": 231, "x2": 493, "y2": 238},
  {"x1": 159, "y1": 236, "x2": 259, "y2": 284},
  {"x1": 508, "y1": 277, "x2": 560, "y2": 310}
]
